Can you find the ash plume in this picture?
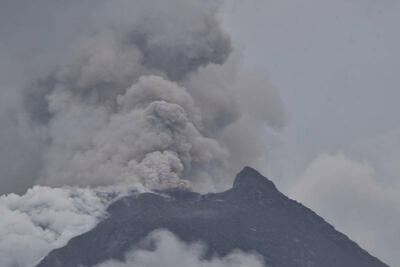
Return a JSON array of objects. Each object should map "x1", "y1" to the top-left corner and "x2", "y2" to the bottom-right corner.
[
  {"x1": 18, "y1": 0, "x2": 284, "y2": 192},
  {"x1": 0, "y1": 1, "x2": 284, "y2": 265}
]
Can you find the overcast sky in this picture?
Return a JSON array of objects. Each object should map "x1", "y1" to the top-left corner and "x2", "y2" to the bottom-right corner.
[
  {"x1": 221, "y1": 1, "x2": 400, "y2": 266},
  {"x1": 0, "y1": 1, "x2": 399, "y2": 266},
  {"x1": 221, "y1": 0, "x2": 400, "y2": 182}
]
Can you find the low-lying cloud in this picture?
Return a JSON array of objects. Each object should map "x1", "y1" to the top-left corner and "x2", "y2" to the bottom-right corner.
[
  {"x1": 0, "y1": 186, "x2": 108, "y2": 267},
  {"x1": 96, "y1": 230, "x2": 265, "y2": 267},
  {"x1": 291, "y1": 152, "x2": 400, "y2": 266}
]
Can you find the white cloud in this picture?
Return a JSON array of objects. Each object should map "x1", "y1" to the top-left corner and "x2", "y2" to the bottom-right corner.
[
  {"x1": 0, "y1": 186, "x2": 108, "y2": 267},
  {"x1": 291, "y1": 153, "x2": 400, "y2": 266},
  {"x1": 96, "y1": 230, "x2": 265, "y2": 267}
]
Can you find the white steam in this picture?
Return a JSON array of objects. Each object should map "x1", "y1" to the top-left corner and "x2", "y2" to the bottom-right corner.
[
  {"x1": 0, "y1": 186, "x2": 108, "y2": 267},
  {"x1": 95, "y1": 230, "x2": 265, "y2": 267}
]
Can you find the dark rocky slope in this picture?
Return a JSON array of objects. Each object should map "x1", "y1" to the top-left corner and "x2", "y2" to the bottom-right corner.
[{"x1": 37, "y1": 167, "x2": 388, "y2": 267}]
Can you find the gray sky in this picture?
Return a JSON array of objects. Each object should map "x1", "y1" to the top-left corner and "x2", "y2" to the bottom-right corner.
[
  {"x1": 221, "y1": 0, "x2": 400, "y2": 180},
  {"x1": 0, "y1": 0, "x2": 399, "y2": 266},
  {"x1": 221, "y1": 1, "x2": 400, "y2": 266}
]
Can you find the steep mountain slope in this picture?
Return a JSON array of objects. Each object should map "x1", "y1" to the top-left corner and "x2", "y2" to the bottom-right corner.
[{"x1": 37, "y1": 167, "x2": 388, "y2": 267}]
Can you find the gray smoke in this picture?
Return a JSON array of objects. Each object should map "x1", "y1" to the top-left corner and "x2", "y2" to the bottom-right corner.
[
  {"x1": 0, "y1": 1, "x2": 285, "y2": 265},
  {"x1": 10, "y1": 0, "x2": 284, "y2": 193}
]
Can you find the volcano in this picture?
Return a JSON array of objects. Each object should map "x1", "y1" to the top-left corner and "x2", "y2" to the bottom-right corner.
[{"x1": 37, "y1": 167, "x2": 387, "y2": 267}]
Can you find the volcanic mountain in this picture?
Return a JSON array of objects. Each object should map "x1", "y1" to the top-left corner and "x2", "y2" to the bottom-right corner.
[{"x1": 37, "y1": 167, "x2": 388, "y2": 267}]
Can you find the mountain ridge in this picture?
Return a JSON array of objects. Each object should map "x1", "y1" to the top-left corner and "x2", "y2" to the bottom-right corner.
[{"x1": 37, "y1": 167, "x2": 388, "y2": 267}]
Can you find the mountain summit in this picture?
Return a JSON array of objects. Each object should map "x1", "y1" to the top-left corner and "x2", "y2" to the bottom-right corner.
[{"x1": 37, "y1": 167, "x2": 388, "y2": 267}]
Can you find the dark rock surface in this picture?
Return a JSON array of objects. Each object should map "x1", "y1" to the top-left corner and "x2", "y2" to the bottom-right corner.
[{"x1": 37, "y1": 167, "x2": 388, "y2": 267}]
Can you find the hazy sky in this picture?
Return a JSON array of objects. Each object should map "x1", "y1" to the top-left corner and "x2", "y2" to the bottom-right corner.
[
  {"x1": 221, "y1": 0, "x2": 400, "y2": 181},
  {"x1": 0, "y1": 0, "x2": 399, "y2": 266},
  {"x1": 221, "y1": 1, "x2": 400, "y2": 265}
]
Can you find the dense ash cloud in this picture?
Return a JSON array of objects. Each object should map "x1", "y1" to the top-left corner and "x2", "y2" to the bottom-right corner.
[
  {"x1": 39, "y1": 75, "x2": 228, "y2": 190},
  {"x1": 9, "y1": 0, "x2": 284, "y2": 193},
  {"x1": 95, "y1": 230, "x2": 265, "y2": 267},
  {"x1": 0, "y1": 1, "x2": 284, "y2": 265}
]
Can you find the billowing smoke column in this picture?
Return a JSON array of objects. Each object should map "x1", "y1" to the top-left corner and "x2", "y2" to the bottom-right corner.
[
  {"x1": 0, "y1": 0, "x2": 284, "y2": 265},
  {"x1": 37, "y1": 73, "x2": 229, "y2": 190},
  {"x1": 21, "y1": 0, "x2": 282, "y2": 192}
]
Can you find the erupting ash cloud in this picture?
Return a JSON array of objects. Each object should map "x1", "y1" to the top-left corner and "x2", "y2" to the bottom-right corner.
[
  {"x1": 19, "y1": 0, "x2": 284, "y2": 192},
  {"x1": 0, "y1": 0, "x2": 284, "y2": 265}
]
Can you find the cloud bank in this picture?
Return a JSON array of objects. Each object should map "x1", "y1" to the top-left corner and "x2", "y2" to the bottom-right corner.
[
  {"x1": 0, "y1": 186, "x2": 108, "y2": 267},
  {"x1": 291, "y1": 152, "x2": 400, "y2": 266},
  {"x1": 96, "y1": 230, "x2": 265, "y2": 267}
]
